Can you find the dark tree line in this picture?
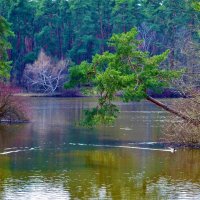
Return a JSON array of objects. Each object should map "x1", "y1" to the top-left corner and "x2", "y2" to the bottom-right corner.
[{"x1": 0, "y1": 0, "x2": 199, "y2": 86}]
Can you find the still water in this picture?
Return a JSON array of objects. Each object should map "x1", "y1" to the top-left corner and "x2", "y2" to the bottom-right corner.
[{"x1": 0, "y1": 98, "x2": 199, "y2": 200}]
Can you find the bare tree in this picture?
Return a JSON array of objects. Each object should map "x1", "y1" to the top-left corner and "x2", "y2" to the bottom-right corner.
[
  {"x1": 138, "y1": 23, "x2": 156, "y2": 53},
  {"x1": 171, "y1": 72, "x2": 200, "y2": 97},
  {"x1": 23, "y1": 49, "x2": 70, "y2": 94}
]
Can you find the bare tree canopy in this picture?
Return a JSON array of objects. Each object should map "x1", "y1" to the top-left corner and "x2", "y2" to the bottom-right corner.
[{"x1": 23, "y1": 50, "x2": 70, "y2": 93}]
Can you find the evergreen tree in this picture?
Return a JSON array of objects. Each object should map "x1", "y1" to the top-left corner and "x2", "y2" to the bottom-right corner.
[
  {"x1": 65, "y1": 29, "x2": 188, "y2": 126},
  {"x1": 112, "y1": 0, "x2": 139, "y2": 33},
  {"x1": 92, "y1": 0, "x2": 114, "y2": 53},
  {"x1": 0, "y1": 16, "x2": 14, "y2": 79},
  {"x1": 7, "y1": 0, "x2": 35, "y2": 83},
  {"x1": 0, "y1": 0, "x2": 199, "y2": 86},
  {"x1": 58, "y1": 0, "x2": 72, "y2": 58},
  {"x1": 35, "y1": 0, "x2": 61, "y2": 58},
  {"x1": 69, "y1": 0, "x2": 98, "y2": 63}
]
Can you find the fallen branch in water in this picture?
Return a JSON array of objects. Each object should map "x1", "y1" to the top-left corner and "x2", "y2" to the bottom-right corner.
[{"x1": 146, "y1": 95, "x2": 200, "y2": 126}]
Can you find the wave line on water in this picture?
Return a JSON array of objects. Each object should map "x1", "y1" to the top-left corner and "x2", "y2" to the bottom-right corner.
[
  {"x1": 120, "y1": 127, "x2": 133, "y2": 131},
  {"x1": 0, "y1": 147, "x2": 41, "y2": 155},
  {"x1": 69, "y1": 143, "x2": 176, "y2": 153},
  {"x1": 4, "y1": 147, "x2": 18, "y2": 150},
  {"x1": 121, "y1": 111, "x2": 166, "y2": 113},
  {"x1": 0, "y1": 150, "x2": 25, "y2": 155},
  {"x1": 128, "y1": 142, "x2": 159, "y2": 145}
]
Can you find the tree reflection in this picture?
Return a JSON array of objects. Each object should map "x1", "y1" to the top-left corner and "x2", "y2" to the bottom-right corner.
[
  {"x1": 0, "y1": 148, "x2": 200, "y2": 199},
  {"x1": 0, "y1": 98, "x2": 200, "y2": 199}
]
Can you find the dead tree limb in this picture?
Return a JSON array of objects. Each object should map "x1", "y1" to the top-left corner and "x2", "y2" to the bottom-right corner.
[{"x1": 146, "y1": 95, "x2": 200, "y2": 126}]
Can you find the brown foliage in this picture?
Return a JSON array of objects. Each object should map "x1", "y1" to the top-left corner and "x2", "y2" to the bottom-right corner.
[
  {"x1": 163, "y1": 90, "x2": 200, "y2": 146},
  {"x1": 0, "y1": 82, "x2": 29, "y2": 123}
]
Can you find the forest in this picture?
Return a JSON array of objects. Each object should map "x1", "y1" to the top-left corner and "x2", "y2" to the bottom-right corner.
[
  {"x1": 0, "y1": 0, "x2": 200, "y2": 143},
  {"x1": 1, "y1": 1, "x2": 200, "y2": 199},
  {"x1": 0, "y1": 0, "x2": 199, "y2": 90}
]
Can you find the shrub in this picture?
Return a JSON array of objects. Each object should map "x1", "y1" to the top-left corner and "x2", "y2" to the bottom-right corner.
[
  {"x1": 0, "y1": 82, "x2": 29, "y2": 123},
  {"x1": 163, "y1": 89, "x2": 200, "y2": 147}
]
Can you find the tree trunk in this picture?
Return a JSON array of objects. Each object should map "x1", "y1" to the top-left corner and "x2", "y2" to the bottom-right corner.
[
  {"x1": 169, "y1": 49, "x2": 175, "y2": 69},
  {"x1": 146, "y1": 95, "x2": 200, "y2": 126}
]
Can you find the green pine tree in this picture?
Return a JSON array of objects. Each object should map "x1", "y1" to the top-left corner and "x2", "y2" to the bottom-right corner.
[
  {"x1": 65, "y1": 28, "x2": 189, "y2": 126},
  {"x1": 0, "y1": 16, "x2": 14, "y2": 79}
]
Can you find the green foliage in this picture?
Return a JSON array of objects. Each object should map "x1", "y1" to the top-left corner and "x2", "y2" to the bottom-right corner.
[
  {"x1": 192, "y1": 1, "x2": 200, "y2": 11},
  {"x1": 81, "y1": 104, "x2": 119, "y2": 126},
  {"x1": 64, "y1": 61, "x2": 94, "y2": 89},
  {"x1": 35, "y1": 0, "x2": 71, "y2": 58},
  {"x1": 66, "y1": 28, "x2": 181, "y2": 125},
  {"x1": 69, "y1": 0, "x2": 101, "y2": 62},
  {"x1": 0, "y1": 0, "x2": 199, "y2": 86},
  {"x1": 0, "y1": 16, "x2": 14, "y2": 79},
  {"x1": 5, "y1": 0, "x2": 36, "y2": 82},
  {"x1": 112, "y1": 0, "x2": 139, "y2": 33},
  {"x1": 23, "y1": 52, "x2": 37, "y2": 64}
]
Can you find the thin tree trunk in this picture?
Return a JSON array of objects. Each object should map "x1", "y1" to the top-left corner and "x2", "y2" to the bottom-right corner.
[
  {"x1": 169, "y1": 49, "x2": 175, "y2": 69},
  {"x1": 146, "y1": 95, "x2": 200, "y2": 126}
]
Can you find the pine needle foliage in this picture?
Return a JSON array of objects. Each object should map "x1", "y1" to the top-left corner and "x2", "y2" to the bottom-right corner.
[{"x1": 65, "y1": 28, "x2": 181, "y2": 126}]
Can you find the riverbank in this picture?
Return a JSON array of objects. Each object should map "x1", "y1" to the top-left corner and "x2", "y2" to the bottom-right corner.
[
  {"x1": 0, "y1": 119, "x2": 30, "y2": 124},
  {"x1": 15, "y1": 88, "x2": 184, "y2": 98},
  {"x1": 14, "y1": 90, "x2": 84, "y2": 98},
  {"x1": 14, "y1": 93, "x2": 64, "y2": 97},
  {"x1": 164, "y1": 142, "x2": 200, "y2": 150}
]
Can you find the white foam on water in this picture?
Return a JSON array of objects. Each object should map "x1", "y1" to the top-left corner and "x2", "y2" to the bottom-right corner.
[
  {"x1": 69, "y1": 143, "x2": 176, "y2": 153},
  {"x1": 69, "y1": 143, "x2": 76, "y2": 145},
  {"x1": 0, "y1": 150, "x2": 26, "y2": 155},
  {"x1": 0, "y1": 147, "x2": 41, "y2": 155},
  {"x1": 128, "y1": 142, "x2": 159, "y2": 145},
  {"x1": 120, "y1": 127, "x2": 133, "y2": 131},
  {"x1": 121, "y1": 111, "x2": 166, "y2": 113},
  {"x1": 4, "y1": 147, "x2": 18, "y2": 150}
]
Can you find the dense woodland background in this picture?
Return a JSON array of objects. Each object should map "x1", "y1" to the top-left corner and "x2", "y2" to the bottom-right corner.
[{"x1": 0, "y1": 0, "x2": 199, "y2": 90}]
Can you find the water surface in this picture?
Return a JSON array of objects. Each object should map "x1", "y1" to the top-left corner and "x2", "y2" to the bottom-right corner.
[{"x1": 0, "y1": 98, "x2": 199, "y2": 200}]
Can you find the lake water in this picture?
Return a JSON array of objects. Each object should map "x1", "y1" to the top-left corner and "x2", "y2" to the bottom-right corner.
[{"x1": 0, "y1": 97, "x2": 200, "y2": 200}]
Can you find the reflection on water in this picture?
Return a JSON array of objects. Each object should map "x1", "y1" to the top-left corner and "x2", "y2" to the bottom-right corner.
[{"x1": 0, "y1": 97, "x2": 200, "y2": 199}]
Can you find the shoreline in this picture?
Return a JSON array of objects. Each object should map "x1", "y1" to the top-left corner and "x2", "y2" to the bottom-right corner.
[
  {"x1": 14, "y1": 92, "x2": 85, "y2": 98},
  {"x1": 14, "y1": 92, "x2": 185, "y2": 99},
  {"x1": 164, "y1": 142, "x2": 200, "y2": 150},
  {"x1": 0, "y1": 119, "x2": 30, "y2": 124}
]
